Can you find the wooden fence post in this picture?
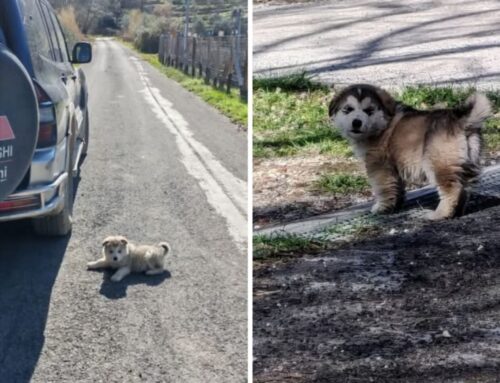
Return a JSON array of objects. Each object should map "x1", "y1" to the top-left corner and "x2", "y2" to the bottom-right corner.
[
  {"x1": 191, "y1": 38, "x2": 196, "y2": 77},
  {"x1": 175, "y1": 33, "x2": 181, "y2": 68},
  {"x1": 240, "y1": 57, "x2": 248, "y2": 102},
  {"x1": 226, "y1": 73, "x2": 232, "y2": 94},
  {"x1": 205, "y1": 39, "x2": 211, "y2": 84},
  {"x1": 214, "y1": 38, "x2": 220, "y2": 88},
  {"x1": 158, "y1": 34, "x2": 163, "y2": 63}
]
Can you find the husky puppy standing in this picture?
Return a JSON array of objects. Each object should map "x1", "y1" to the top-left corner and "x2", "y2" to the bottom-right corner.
[
  {"x1": 328, "y1": 84, "x2": 492, "y2": 220},
  {"x1": 87, "y1": 235, "x2": 171, "y2": 282}
]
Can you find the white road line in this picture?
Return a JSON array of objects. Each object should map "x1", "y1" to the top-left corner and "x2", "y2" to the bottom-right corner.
[{"x1": 130, "y1": 56, "x2": 247, "y2": 247}]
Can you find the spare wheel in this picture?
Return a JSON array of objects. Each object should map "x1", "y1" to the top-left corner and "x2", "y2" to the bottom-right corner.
[{"x1": 0, "y1": 44, "x2": 39, "y2": 201}]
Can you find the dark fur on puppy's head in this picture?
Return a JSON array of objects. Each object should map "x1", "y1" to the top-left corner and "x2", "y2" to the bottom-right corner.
[
  {"x1": 329, "y1": 84, "x2": 397, "y2": 141},
  {"x1": 328, "y1": 84, "x2": 396, "y2": 117},
  {"x1": 103, "y1": 235, "x2": 128, "y2": 247}
]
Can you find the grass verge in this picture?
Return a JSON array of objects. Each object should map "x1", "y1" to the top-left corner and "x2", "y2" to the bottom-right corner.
[
  {"x1": 314, "y1": 173, "x2": 370, "y2": 194},
  {"x1": 120, "y1": 40, "x2": 247, "y2": 127},
  {"x1": 254, "y1": 78, "x2": 500, "y2": 159},
  {"x1": 253, "y1": 233, "x2": 328, "y2": 260},
  {"x1": 254, "y1": 73, "x2": 350, "y2": 158},
  {"x1": 253, "y1": 217, "x2": 384, "y2": 260}
]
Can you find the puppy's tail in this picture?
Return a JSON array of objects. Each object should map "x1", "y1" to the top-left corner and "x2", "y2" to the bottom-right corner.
[
  {"x1": 461, "y1": 93, "x2": 492, "y2": 130},
  {"x1": 159, "y1": 242, "x2": 171, "y2": 256},
  {"x1": 458, "y1": 93, "x2": 491, "y2": 171}
]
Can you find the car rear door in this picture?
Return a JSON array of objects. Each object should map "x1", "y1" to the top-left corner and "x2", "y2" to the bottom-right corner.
[{"x1": 39, "y1": 1, "x2": 75, "y2": 89}]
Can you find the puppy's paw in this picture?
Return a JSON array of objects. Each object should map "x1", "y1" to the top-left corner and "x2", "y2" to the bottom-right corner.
[
  {"x1": 110, "y1": 274, "x2": 123, "y2": 282},
  {"x1": 426, "y1": 210, "x2": 450, "y2": 221},
  {"x1": 146, "y1": 268, "x2": 165, "y2": 275},
  {"x1": 371, "y1": 202, "x2": 392, "y2": 214},
  {"x1": 87, "y1": 261, "x2": 98, "y2": 269}
]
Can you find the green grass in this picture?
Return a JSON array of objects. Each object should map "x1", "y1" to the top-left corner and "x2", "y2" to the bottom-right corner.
[
  {"x1": 397, "y1": 85, "x2": 474, "y2": 108},
  {"x1": 315, "y1": 173, "x2": 369, "y2": 194},
  {"x1": 253, "y1": 80, "x2": 500, "y2": 159},
  {"x1": 253, "y1": 218, "x2": 383, "y2": 260},
  {"x1": 324, "y1": 217, "x2": 381, "y2": 237},
  {"x1": 253, "y1": 73, "x2": 348, "y2": 158},
  {"x1": 485, "y1": 118, "x2": 500, "y2": 152},
  {"x1": 120, "y1": 40, "x2": 247, "y2": 127},
  {"x1": 253, "y1": 233, "x2": 327, "y2": 260},
  {"x1": 253, "y1": 87, "x2": 351, "y2": 158},
  {"x1": 398, "y1": 85, "x2": 500, "y2": 112}
]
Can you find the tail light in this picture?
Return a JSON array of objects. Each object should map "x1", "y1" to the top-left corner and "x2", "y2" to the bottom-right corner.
[
  {"x1": 34, "y1": 82, "x2": 57, "y2": 148},
  {"x1": 0, "y1": 195, "x2": 41, "y2": 213}
]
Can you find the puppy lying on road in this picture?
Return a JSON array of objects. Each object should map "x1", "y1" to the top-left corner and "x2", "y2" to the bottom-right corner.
[{"x1": 87, "y1": 235, "x2": 171, "y2": 282}]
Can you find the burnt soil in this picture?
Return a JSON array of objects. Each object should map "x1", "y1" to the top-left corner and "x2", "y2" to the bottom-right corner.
[{"x1": 254, "y1": 204, "x2": 500, "y2": 382}]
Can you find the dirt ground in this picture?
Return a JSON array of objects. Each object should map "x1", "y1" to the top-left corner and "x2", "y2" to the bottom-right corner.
[
  {"x1": 253, "y1": 154, "x2": 500, "y2": 229},
  {"x1": 253, "y1": 156, "x2": 371, "y2": 229},
  {"x1": 254, "y1": 201, "x2": 500, "y2": 382}
]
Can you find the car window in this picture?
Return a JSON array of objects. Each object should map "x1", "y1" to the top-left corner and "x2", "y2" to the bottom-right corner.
[
  {"x1": 18, "y1": 0, "x2": 54, "y2": 64},
  {"x1": 47, "y1": 8, "x2": 69, "y2": 63},
  {"x1": 39, "y1": 2, "x2": 62, "y2": 62}
]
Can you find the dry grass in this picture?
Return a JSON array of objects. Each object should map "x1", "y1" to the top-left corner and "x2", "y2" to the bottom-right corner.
[
  {"x1": 123, "y1": 10, "x2": 144, "y2": 42},
  {"x1": 57, "y1": 6, "x2": 84, "y2": 47},
  {"x1": 253, "y1": 155, "x2": 371, "y2": 228}
]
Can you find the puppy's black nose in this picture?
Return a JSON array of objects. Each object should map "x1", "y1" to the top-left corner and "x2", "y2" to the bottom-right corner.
[
  {"x1": 113, "y1": 257, "x2": 118, "y2": 261},
  {"x1": 352, "y1": 119, "x2": 362, "y2": 130}
]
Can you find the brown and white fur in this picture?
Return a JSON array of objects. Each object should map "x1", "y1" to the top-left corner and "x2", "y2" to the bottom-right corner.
[
  {"x1": 328, "y1": 84, "x2": 492, "y2": 220},
  {"x1": 87, "y1": 235, "x2": 171, "y2": 282}
]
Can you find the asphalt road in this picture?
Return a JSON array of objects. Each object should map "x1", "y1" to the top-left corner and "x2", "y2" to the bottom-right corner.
[
  {"x1": 0, "y1": 38, "x2": 247, "y2": 383},
  {"x1": 254, "y1": 0, "x2": 500, "y2": 89}
]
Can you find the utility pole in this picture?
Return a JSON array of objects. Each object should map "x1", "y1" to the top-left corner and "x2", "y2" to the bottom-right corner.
[{"x1": 183, "y1": 0, "x2": 190, "y2": 68}]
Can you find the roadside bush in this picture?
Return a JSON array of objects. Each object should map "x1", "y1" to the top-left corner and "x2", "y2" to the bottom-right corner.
[
  {"x1": 134, "y1": 27, "x2": 160, "y2": 53},
  {"x1": 57, "y1": 6, "x2": 84, "y2": 51},
  {"x1": 122, "y1": 10, "x2": 171, "y2": 53},
  {"x1": 122, "y1": 9, "x2": 143, "y2": 42}
]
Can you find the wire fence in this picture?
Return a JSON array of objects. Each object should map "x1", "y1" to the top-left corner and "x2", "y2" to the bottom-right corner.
[{"x1": 158, "y1": 32, "x2": 248, "y2": 101}]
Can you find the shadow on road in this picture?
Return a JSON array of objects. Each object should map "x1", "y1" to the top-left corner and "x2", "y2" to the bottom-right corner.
[
  {"x1": 254, "y1": 0, "x2": 500, "y2": 86},
  {"x1": 0, "y1": 173, "x2": 83, "y2": 381},
  {"x1": 0, "y1": 220, "x2": 70, "y2": 383},
  {"x1": 94, "y1": 269, "x2": 171, "y2": 299}
]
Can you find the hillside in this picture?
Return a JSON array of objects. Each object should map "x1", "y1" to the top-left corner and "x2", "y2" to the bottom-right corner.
[{"x1": 48, "y1": 0, "x2": 247, "y2": 37}]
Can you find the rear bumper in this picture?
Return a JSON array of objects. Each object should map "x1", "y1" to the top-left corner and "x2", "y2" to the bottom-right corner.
[{"x1": 0, "y1": 172, "x2": 67, "y2": 222}]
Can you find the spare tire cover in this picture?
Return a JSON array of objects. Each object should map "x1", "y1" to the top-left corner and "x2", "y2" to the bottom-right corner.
[{"x1": 0, "y1": 45, "x2": 38, "y2": 201}]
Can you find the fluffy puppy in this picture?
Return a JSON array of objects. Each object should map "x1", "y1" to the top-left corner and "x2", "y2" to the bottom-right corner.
[
  {"x1": 87, "y1": 235, "x2": 171, "y2": 282},
  {"x1": 328, "y1": 84, "x2": 492, "y2": 220}
]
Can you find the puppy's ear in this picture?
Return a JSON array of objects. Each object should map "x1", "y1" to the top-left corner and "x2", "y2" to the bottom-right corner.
[
  {"x1": 119, "y1": 236, "x2": 128, "y2": 246},
  {"x1": 102, "y1": 236, "x2": 112, "y2": 247},
  {"x1": 328, "y1": 92, "x2": 344, "y2": 117},
  {"x1": 374, "y1": 87, "x2": 396, "y2": 116}
]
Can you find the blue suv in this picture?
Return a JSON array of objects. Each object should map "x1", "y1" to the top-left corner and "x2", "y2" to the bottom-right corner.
[{"x1": 0, "y1": 0, "x2": 91, "y2": 235}]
